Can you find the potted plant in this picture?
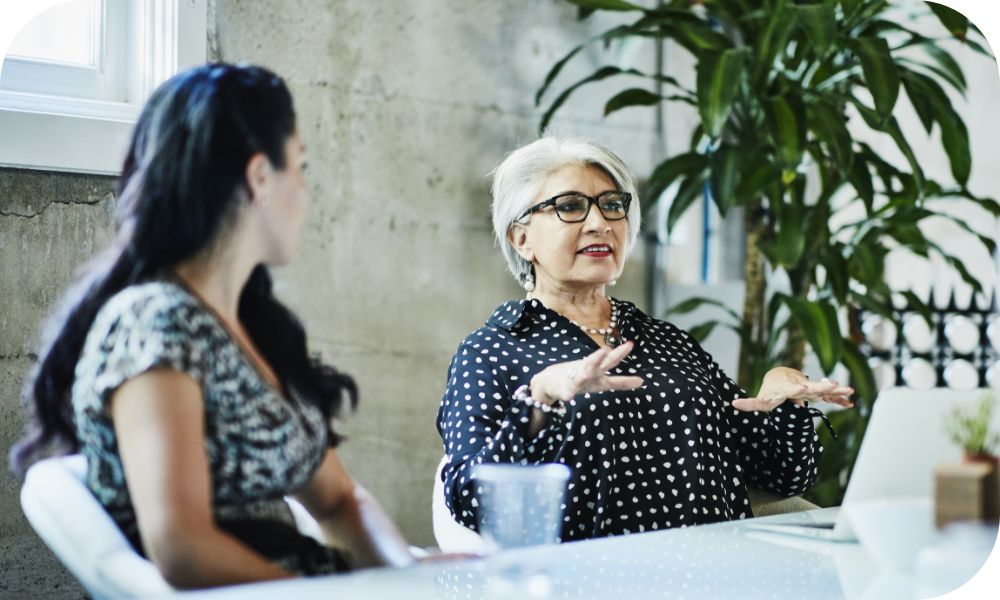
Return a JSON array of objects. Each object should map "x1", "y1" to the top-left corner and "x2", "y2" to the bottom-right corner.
[
  {"x1": 936, "y1": 393, "x2": 1000, "y2": 526},
  {"x1": 945, "y1": 393, "x2": 1000, "y2": 463},
  {"x1": 536, "y1": 0, "x2": 998, "y2": 505}
]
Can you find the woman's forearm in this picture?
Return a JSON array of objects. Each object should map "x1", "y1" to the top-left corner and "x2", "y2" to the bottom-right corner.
[
  {"x1": 317, "y1": 484, "x2": 415, "y2": 569},
  {"x1": 146, "y1": 526, "x2": 293, "y2": 589}
]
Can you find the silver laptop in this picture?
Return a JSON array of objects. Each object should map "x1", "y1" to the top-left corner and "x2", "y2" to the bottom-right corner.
[{"x1": 745, "y1": 388, "x2": 998, "y2": 542}]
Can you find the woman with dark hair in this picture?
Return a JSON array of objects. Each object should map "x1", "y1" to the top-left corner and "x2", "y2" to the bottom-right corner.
[{"x1": 10, "y1": 63, "x2": 418, "y2": 587}]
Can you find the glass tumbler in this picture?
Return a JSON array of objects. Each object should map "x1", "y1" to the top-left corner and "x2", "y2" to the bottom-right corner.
[{"x1": 472, "y1": 463, "x2": 570, "y2": 550}]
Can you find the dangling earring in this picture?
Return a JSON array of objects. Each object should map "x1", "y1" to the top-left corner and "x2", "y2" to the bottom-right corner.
[
  {"x1": 522, "y1": 272, "x2": 535, "y2": 292},
  {"x1": 608, "y1": 279, "x2": 618, "y2": 286}
]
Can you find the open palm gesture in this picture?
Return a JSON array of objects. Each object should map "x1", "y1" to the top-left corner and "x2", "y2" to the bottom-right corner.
[{"x1": 531, "y1": 341, "x2": 644, "y2": 405}]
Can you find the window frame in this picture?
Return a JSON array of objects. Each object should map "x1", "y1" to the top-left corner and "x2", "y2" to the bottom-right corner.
[{"x1": 0, "y1": 0, "x2": 207, "y2": 175}]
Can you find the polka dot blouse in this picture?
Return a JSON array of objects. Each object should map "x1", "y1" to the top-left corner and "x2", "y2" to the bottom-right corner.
[{"x1": 436, "y1": 298, "x2": 825, "y2": 542}]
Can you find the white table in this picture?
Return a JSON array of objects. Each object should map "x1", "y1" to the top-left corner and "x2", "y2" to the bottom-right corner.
[{"x1": 180, "y1": 508, "x2": 996, "y2": 599}]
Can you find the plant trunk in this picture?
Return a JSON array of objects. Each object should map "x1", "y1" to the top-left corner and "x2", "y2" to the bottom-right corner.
[
  {"x1": 782, "y1": 266, "x2": 810, "y2": 371},
  {"x1": 783, "y1": 316, "x2": 806, "y2": 371},
  {"x1": 738, "y1": 200, "x2": 767, "y2": 392}
]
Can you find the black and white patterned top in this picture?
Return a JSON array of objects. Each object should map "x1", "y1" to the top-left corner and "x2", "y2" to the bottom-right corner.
[
  {"x1": 436, "y1": 298, "x2": 823, "y2": 542},
  {"x1": 72, "y1": 280, "x2": 350, "y2": 575}
]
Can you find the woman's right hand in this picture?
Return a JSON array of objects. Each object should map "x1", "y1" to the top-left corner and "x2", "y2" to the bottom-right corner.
[{"x1": 529, "y1": 341, "x2": 644, "y2": 406}]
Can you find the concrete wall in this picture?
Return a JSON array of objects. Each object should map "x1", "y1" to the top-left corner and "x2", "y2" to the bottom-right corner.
[
  {"x1": 0, "y1": 170, "x2": 117, "y2": 598},
  {"x1": 0, "y1": 1, "x2": 657, "y2": 595}
]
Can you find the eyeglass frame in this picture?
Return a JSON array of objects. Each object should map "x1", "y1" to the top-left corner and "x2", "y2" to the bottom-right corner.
[{"x1": 516, "y1": 190, "x2": 633, "y2": 224}]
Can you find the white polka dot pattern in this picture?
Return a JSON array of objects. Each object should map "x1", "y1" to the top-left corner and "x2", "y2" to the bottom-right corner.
[{"x1": 436, "y1": 299, "x2": 823, "y2": 542}]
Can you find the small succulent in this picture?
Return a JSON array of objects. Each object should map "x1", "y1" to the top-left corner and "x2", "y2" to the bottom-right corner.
[{"x1": 945, "y1": 393, "x2": 1000, "y2": 458}]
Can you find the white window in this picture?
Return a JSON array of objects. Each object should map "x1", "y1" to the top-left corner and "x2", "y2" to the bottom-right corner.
[{"x1": 0, "y1": 0, "x2": 207, "y2": 175}]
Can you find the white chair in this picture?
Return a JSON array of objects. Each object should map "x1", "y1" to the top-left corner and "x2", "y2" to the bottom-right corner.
[
  {"x1": 431, "y1": 457, "x2": 488, "y2": 553},
  {"x1": 21, "y1": 454, "x2": 173, "y2": 599},
  {"x1": 430, "y1": 456, "x2": 817, "y2": 552},
  {"x1": 21, "y1": 454, "x2": 327, "y2": 599}
]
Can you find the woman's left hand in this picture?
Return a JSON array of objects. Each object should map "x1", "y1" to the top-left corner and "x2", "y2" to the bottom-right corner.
[{"x1": 731, "y1": 366, "x2": 854, "y2": 412}]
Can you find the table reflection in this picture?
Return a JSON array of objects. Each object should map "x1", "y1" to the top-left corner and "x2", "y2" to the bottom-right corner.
[{"x1": 433, "y1": 520, "x2": 838, "y2": 599}]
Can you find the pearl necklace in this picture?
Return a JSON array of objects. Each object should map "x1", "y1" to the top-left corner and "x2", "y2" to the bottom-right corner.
[{"x1": 569, "y1": 298, "x2": 620, "y2": 347}]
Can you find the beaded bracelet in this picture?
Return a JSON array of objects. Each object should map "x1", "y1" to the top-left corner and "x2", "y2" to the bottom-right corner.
[{"x1": 513, "y1": 384, "x2": 567, "y2": 417}]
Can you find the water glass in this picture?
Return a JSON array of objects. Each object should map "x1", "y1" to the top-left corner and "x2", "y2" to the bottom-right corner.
[{"x1": 472, "y1": 463, "x2": 570, "y2": 550}]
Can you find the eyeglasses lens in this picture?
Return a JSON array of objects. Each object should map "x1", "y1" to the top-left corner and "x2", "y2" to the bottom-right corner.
[{"x1": 598, "y1": 193, "x2": 628, "y2": 220}]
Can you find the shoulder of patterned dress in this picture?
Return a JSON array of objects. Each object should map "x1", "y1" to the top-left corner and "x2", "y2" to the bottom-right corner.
[{"x1": 91, "y1": 280, "x2": 205, "y2": 338}]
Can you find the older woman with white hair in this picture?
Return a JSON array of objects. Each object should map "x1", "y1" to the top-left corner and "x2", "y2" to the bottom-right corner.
[{"x1": 436, "y1": 136, "x2": 854, "y2": 542}]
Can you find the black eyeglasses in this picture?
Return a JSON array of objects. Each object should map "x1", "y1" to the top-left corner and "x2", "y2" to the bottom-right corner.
[{"x1": 517, "y1": 190, "x2": 632, "y2": 223}]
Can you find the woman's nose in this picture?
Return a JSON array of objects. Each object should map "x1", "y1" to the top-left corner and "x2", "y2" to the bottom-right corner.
[{"x1": 583, "y1": 201, "x2": 611, "y2": 232}]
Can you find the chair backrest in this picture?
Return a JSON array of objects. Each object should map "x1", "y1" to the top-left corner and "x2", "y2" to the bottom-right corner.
[
  {"x1": 20, "y1": 454, "x2": 173, "y2": 599},
  {"x1": 21, "y1": 455, "x2": 333, "y2": 598},
  {"x1": 431, "y1": 457, "x2": 488, "y2": 553}
]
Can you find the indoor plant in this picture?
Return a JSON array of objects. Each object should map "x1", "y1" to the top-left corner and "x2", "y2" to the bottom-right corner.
[
  {"x1": 536, "y1": 0, "x2": 998, "y2": 504},
  {"x1": 945, "y1": 392, "x2": 1000, "y2": 462}
]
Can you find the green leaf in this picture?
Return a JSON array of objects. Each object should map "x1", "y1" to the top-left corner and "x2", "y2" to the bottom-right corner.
[
  {"x1": 754, "y1": 1, "x2": 797, "y2": 85},
  {"x1": 897, "y1": 290, "x2": 934, "y2": 328},
  {"x1": 761, "y1": 199, "x2": 806, "y2": 267},
  {"x1": 960, "y1": 38, "x2": 995, "y2": 59},
  {"x1": 764, "y1": 94, "x2": 806, "y2": 168},
  {"x1": 604, "y1": 88, "x2": 662, "y2": 116},
  {"x1": 940, "y1": 110, "x2": 971, "y2": 186},
  {"x1": 929, "y1": 242, "x2": 984, "y2": 294},
  {"x1": 840, "y1": 0, "x2": 864, "y2": 20},
  {"x1": 539, "y1": 66, "x2": 621, "y2": 131},
  {"x1": 539, "y1": 65, "x2": 678, "y2": 131},
  {"x1": 807, "y1": 101, "x2": 852, "y2": 171},
  {"x1": 922, "y1": 44, "x2": 967, "y2": 93},
  {"x1": 840, "y1": 339, "x2": 877, "y2": 415},
  {"x1": 667, "y1": 172, "x2": 709, "y2": 234},
  {"x1": 664, "y1": 295, "x2": 741, "y2": 322},
  {"x1": 535, "y1": 19, "x2": 657, "y2": 106},
  {"x1": 688, "y1": 321, "x2": 720, "y2": 342},
  {"x1": 899, "y1": 70, "x2": 970, "y2": 185},
  {"x1": 536, "y1": 47, "x2": 585, "y2": 107},
  {"x1": 794, "y1": 3, "x2": 836, "y2": 56},
  {"x1": 900, "y1": 73, "x2": 935, "y2": 134},
  {"x1": 847, "y1": 155, "x2": 874, "y2": 213},
  {"x1": 927, "y1": 2, "x2": 969, "y2": 40},
  {"x1": 940, "y1": 212, "x2": 997, "y2": 255},
  {"x1": 934, "y1": 189, "x2": 1000, "y2": 218},
  {"x1": 710, "y1": 143, "x2": 742, "y2": 216},
  {"x1": 898, "y1": 56, "x2": 966, "y2": 95},
  {"x1": 852, "y1": 100, "x2": 924, "y2": 190},
  {"x1": 657, "y1": 16, "x2": 735, "y2": 53},
  {"x1": 696, "y1": 48, "x2": 749, "y2": 139},
  {"x1": 767, "y1": 291, "x2": 789, "y2": 340},
  {"x1": 888, "y1": 223, "x2": 930, "y2": 256},
  {"x1": 851, "y1": 37, "x2": 900, "y2": 117},
  {"x1": 825, "y1": 248, "x2": 850, "y2": 304},
  {"x1": 735, "y1": 159, "x2": 781, "y2": 205},
  {"x1": 565, "y1": 0, "x2": 645, "y2": 11},
  {"x1": 865, "y1": 19, "x2": 929, "y2": 46},
  {"x1": 645, "y1": 152, "x2": 709, "y2": 207},
  {"x1": 847, "y1": 243, "x2": 885, "y2": 289},
  {"x1": 849, "y1": 290, "x2": 895, "y2": 323},
  {"x1": 786, "y1": 297, "x2": 843, "y2": 374}
]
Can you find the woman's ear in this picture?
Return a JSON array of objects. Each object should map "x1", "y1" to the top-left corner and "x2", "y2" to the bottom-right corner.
[
  {"x1": 245, "y1": 152, "x2": 272, "y2": 205},
  {"x1": 508, "y1": 223, "x2": 533, "y2": 262}
]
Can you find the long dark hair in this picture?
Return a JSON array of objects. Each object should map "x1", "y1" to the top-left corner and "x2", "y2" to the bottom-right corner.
[{"x1": 10, "y1": 63, "x2": 356, "y2": 477}]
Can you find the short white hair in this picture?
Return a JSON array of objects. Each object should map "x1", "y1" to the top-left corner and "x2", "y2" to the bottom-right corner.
[{"x1": 490, "y1": 135, "x2": 641, "y2": 287}]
